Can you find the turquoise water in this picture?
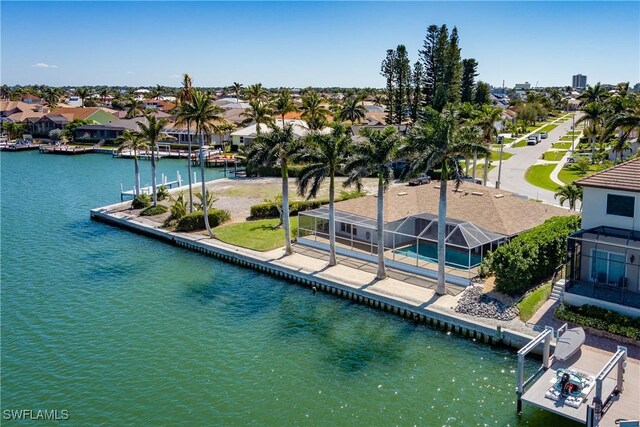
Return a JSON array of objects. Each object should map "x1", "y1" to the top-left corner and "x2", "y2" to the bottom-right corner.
[
  {"x1": 395, "y1": 243, "x2": 482, "y2": 269},
  {"x1": 0, "y1": 151, "x2": 577, "y2": 425}
]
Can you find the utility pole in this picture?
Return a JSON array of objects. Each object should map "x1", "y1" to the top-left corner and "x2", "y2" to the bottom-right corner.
[
  {"x1": 571, "y1": 113, "x2": 576, "y2": 152},
  {"x1": 496, "y1": 134, "x2": 504, "y2": 189}
]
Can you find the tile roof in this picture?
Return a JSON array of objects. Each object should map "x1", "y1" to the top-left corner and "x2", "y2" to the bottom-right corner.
[
  {"x1": 575, "y1": 158, "x2": 640, "y2": 192},
  {"x1": 333, "y1": 182, "x2": 576, "y2": 236},
  {"x1": 50, "y1": 107, "x2": 115, "y2": 121}
]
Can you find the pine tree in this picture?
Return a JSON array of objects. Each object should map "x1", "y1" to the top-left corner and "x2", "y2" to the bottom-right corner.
[
  {"x1": 393, "y1": 45, "x2": 411, "y2": 126},
  {"x1": 444, "y1": 27, "x2": 462, "y2": 105},
  {"x1": 432, "y1": 25, "x2": 450, "y2": 111},
  {"x1": 460, "y1": 58, "x2": 478, "y2": 103},
  {"x1": 410, "y1": 61, "x2": 424, "y2": 121},
  {"x1": 380, "y1": 49, "x2": 396, "y2": 124},
  {"x1": 420, "y1": 25, "x2": 440, "y2": 106},
  {"x1": 475, "y1": 81, "x2": 491, "y2": 105}
]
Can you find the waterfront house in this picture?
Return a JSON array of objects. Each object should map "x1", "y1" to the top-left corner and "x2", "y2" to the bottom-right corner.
[
  {"x1": 29, "y1": 114, "x2": 71, "y2": 136},
  {"x1": 565, "y1": 158, "x2": 640, "y2": 317},
  {"x1": 230, "y1": 119, "x2": 330, "y2": 148},
  {"x1": 298, "y1": 183, "x2": 575, "y2": 286},
  {"x1": 50, "y1": 107, "x2": 118, "y2": 125},
  {"x1": 74, "y1": 124, "x2": 125, "y2": 142}
]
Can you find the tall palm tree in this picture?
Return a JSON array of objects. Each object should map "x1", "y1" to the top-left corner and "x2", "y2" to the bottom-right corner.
[
  {"x1": 137, "y1": 115, "x2": 169, "y2": 206},
  {"x1": 554, "y1": 183, "x2": 583, "y2": 211},
  {"x1": 272, "y1": 88, "x2": 297, "y2": 124},
  {"x1": 300, "y1": 90, "x2": 331, "y2": 130},
  {"x1": 188, "y1": 90, "x2": 224, "y2": 237},
  {"x1": 75, "y1": 87, "x2": 91, "y2": 107},
  {"x1": 297, "y1": 124, "x2": 353, "y2": 266},
  {"x1": 343, "y1": 127, "x2": 402, "y2": 279},
  {"x1": 576, "y1": 102, "x2": 606, "y2": 162},
  {"x1": 43, "y1": 88, "x2": 59, "y2": 109},
  {"x1": 115, "y1": 130, "x2": 148, "y2": 197},
  {"x1": 338, "y1": 96, "x2": 367, "y2": 123},
  {"x1": 174, "y1": 73, "x2": 196, "y2": 212},
  {"x1": 241, "y1": 100, "x2": 273, "y2": 136},
  {"x1": 177, "y1": 73, "x2": 194, "y2": 106},
  {"x1": 232, "y1": 82, "x2": 243, "y2": 102},
  {"x1": 578, "y1": 83, "x2": 608, "y2": 107},
  {"x1": 124, "y1": 98, "x2": 145, "y2": 119},
  {"x1": 404, "y1": 108, "x2": 490, "y2": 295},
  {"x1": 99, "y1": 88, "x2": 111, "y2": 105},
  {"x1": 244, "y1": 83, "x2": 269, "y2": 103},
  {"x1": 245, "y1": 124, "x2": 301, "y2": 255},
  {"x1": 474, "y1": 105, "x2": 502, "y2": 185}
]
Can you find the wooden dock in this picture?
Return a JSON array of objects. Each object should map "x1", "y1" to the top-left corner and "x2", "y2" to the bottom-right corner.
[
  {"x1": 39, "y1": 145, "x2": 95, "y2": 155},
  {"x1": 0, "y1": 144, "x2": 40, "y2": 152},
  {"x1": 191, "y1": 155, "x2": 240, "y2": 168}
]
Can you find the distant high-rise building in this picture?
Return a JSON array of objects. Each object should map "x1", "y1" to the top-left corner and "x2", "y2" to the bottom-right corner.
[
  {"x1": 572, "y1": 74, "x2": 587, "y2": 89},
  {"x1": 514, "y1": 82, "x2": 531, "y2": 91}
]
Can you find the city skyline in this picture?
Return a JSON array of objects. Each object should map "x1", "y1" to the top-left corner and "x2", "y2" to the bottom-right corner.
[{"x1": 1, "y1": 1, "x2": 639, "y2": 88}]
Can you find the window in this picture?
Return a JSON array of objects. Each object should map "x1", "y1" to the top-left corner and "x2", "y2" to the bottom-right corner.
[
  {"x1": 591, "y1": 249, "x2": 626, "y2": 286},
  {"x1": 340, "y1": 223, "x2": 352, "y2": 233},
  {"x1": 606, "y1": 194, "x2": 634, "y2": 218}
]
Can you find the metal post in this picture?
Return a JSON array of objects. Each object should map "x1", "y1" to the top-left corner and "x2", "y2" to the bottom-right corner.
[
  {"x1": 617, "y1": 345, "x2": 627, "y2": 392},
  {"x1": 517, "y1": 353, "x2": 524, "y2": 415},
  {"x1": 571, "y1": 113, "x2": 576, "y2": 152},
  {"x1": 416, "y1": 237, "x2": 419, "y2": 267},
  {"x1": 496, "y1": 139, "x2": 504, "y2": 189},
  {"x1": 543, "y1": 326, "x2": 553, "y2": 369},
  {"x1": 224, "y1": 159, "x2": 228, "y2": 178}
]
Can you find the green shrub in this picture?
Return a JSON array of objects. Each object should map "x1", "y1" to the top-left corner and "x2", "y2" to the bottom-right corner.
[
  {"x1": 140, "y1": 205, "x2": 168, "y2": 216},
  {"x1": 157, "y1": 185, "x2": 169, "y2": 201},
  {"x1": 555, "y1": 304, "x2": 640, "y2": 340},
  {"x1": 250, "y1": 191, "x2": 366, "y2": 219},
  {"x1": 131, "y1": 194, "x2": 152, "y2": 209},
  {"x1": 176, "y1": 209, "x2": 231, "y2": 232},
  {"x1": 488, "y1": 216, "x2": 580, "y2": 295},
  {"x1": 245, "y1": 164, "x2": 303, "y2": 178}
]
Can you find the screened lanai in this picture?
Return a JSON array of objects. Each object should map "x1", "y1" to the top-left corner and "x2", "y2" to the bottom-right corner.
[{"x1": 297, "y1": 207, "x2": 507, "y2": 284}]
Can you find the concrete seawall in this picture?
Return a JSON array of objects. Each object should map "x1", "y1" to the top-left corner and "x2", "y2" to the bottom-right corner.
[{"x1": 90, "y1": 205, "x2": 545, "y2": 354}]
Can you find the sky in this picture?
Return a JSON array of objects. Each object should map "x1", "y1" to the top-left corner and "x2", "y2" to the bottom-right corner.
[{"x1": 1, "y1": 1, "x2": 639, "y2": 89}]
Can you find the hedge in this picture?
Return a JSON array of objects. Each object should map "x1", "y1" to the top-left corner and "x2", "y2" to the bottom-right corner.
[
  {"x1": 250, "y1": 190, "x2": 364, "y2": 219},
  {"x1": 176, "y1": 209, "x2": 231, "y2": 232},
  {"x1": 555, "y1": 304, "x2": 640, "y2": 340},
  {"x1": 488, "y1": 215, "x2": 580, "y2": 295},
  {"x1": 140, "y1": 205, "x2": 168, "y2": 216}
]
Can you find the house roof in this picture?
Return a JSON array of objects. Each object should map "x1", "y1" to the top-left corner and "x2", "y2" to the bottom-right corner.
[
  {"x1": 575, "y1": 158, "x2": 640, "y2": 192},
  {"x1": 50, "y1": 107, "x2": 115, "y2": 121},
  {"x1": 1, "y1": 100, "x2": 40, "y2": 113},
  {"x1": 7, "y1": 111, "x2": 45, "y2": 122},
  {"x1": 332, "y1": 182, "x2": 576, "y2": 236},
  {"x1": 230, "y1": 119, "x2": 330, "y2": 138}
]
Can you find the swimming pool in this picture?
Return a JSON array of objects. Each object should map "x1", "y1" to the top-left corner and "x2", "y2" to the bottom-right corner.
[{"x1": 393, "y1": 242, "x2": 481, "y2": 269}]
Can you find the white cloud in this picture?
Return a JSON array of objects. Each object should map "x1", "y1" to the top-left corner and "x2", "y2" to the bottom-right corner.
[{"x1": 32, "y1": 63, "x2": 58, "y2": 69}]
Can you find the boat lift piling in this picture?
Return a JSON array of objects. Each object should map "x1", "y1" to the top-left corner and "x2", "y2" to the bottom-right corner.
[
  {"x1": 586, "y1": 346, "x2": 628, "y2": 427},
  {"x1": 120, "y1": 170, "x2": 184, "y2": 201},
  {"x1": 516, "y1": 326, "x2": 554, "y2": 415}
]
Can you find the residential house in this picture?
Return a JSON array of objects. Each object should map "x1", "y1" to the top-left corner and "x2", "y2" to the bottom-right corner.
[
  {"x1": 29, "y1": 114, "x2": 72, "y2": 136},
  {"x1": 298, "y1": 183, "x2": 575, "y2": 286},
  {"x1": 565, "y1": 158, "x2": 640, "y2": 317},
  {"x1": 50, "y1": 107, "x2": 118, "y2": 125},
  {"x1": 230, "y1": 119, "x2": 329, "y2": 148}
]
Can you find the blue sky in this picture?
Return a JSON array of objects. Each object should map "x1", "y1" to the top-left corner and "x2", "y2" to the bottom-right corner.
[{"x1": 1, "y1": 1, "x2": 639, "y2": 88}]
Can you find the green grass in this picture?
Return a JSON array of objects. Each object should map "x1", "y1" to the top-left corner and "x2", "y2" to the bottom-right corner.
[
  {"x1": 558, "y1": 164, "x2": 605, "y2": 185},
  {"x1": 513, "y1": 138, "x2": 529, "y2": 148},
  {"x1": 525, "y1": 164, "x2": 560, "y2": 192},
  {"x1": 560, "y1": 136, "x2": 577, "y2": 141},
  {"x1": 542, "y1": 150, "x2": 567, "y2": 161},
  {"x1": 214, "y1": 217, "x2": 299, "y2": 251},
  {"x1": 491, "y1": 150, "x2": 513, "y2": 161},
  {"x1": 536, "y1": 124, "x2": 558, "y2": 134},
  {"x1": 518, "y1": 283, "x2": 552, "y2": 322},
  {"x1": 552, "y1": 142, "x2": 572, "y2": 150}
]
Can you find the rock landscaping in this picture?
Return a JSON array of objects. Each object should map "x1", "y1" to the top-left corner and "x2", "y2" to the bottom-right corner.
[{"x1": 455, "y1": 285, "x2": 519, "y2": 321}]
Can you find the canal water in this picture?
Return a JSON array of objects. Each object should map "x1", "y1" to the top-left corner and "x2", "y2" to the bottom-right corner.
[{"x1": 1, "y1": 151, "x2": 577, "y2": 425}]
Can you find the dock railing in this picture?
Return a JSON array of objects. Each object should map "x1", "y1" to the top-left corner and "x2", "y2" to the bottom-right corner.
[
  {"x1": 516, "y1": 326, "x2": 554, "y2": 414},
  {"x1": 586, "y1": 346, "x2": 628, "y2": 427}
]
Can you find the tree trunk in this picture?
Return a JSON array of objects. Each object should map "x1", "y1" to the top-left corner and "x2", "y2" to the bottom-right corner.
[
  {"x1": 281, "y1": 161, "x2": 293, "y2": 255},
  {"x1": 376, "y1": 173, "x2": 386, "y2": 280},
  {"x1": 134, "y1": 148, "x2": 140, "y2": 197},
  {"x1": 436, "y1": 176, "x2": 447, "y2": 296},
  {"x1": 472, "y1": 152, "x2": 477, "y2": 179},
  {"x1": 187, "y1": 120, "x2": 194, "y2": 212},
  {"x1": 200, "y1": 130, "x2": 215, "y2": 238},
  {"x1": 151, "y1": 142, "x2": 157, "y2": 206},
  {"x1": 591, "y1": 132, "x2": 596, "y2": 164},
  {"x1": 483, "y1": 152, "x2": 489, "y2": 186},
  {"x1": 328, "y1": 170, "x2": 337, "y2": 267},
  {"x1": 464, "y1": 156, "x2": 469, "y2": 176}
]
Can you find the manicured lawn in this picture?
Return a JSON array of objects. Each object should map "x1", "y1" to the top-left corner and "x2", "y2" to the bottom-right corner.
[
  {"x1": 525, "y1": 164, "x2": 560, "y2": 192},
  {"x1": 518, "y1": 283, "x2": 552, "y2": 322},
  {"x1": 552, "y1": 142, "x2": 572, "y2": 150},
  {"x1": 491, "y1": 150, "x2": 513, "y2": 161},
  {"x1": 542, "y1": 150, "x2": 567, "y2": 161},
  {"x1": 560, "y1": 136, "x2": 577, "y2": 141},
  {"x1": 214, "y1": 217, "x2": 299, "y2": 251},
  {"x1": 513, "y1": 138, "x2": 529, "y2": 148},
  {"x1": 558, "y1": 164, "x2": 605, "y2": 185},
  {"x1": 536, "y1": 124, "x2": 558, "y2": 134}
]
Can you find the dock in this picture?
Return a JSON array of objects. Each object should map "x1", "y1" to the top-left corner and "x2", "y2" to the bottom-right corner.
[
  {"x1": 0, "y1": 143, "x2": 40, "y2": 152},
  {"x1": 39, "y1": 145, "x2": 95, "y2": 155},
  {"x1": 517, "y1": 326, "x2": 637, "y2": 426},
  {"x1": 120, "y1": 171, "x2": 184, "y2": 201},
  {"x1": 191, "y1": 154, "x2": 240, "y2": 168}
]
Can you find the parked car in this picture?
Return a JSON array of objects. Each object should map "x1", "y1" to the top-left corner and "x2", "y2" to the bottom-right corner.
[
  {"x1": 540, "y1": 132, "x2": 548, "y2": 139},
  {"x1": 527, "y1": 136, "x2": 540, "y2": 146},
  {"x1": 408, "y1": 173, "x2": 431, "y2": 186},
  {"x1": 462, "y1": 176, "x2": 483, "y2": 185}
]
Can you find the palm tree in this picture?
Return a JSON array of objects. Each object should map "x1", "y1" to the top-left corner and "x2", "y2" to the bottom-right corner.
[
  {"x1": 404, "y1": 107, "x2": 490, "y2": 295},
  {"x1": 2, "y1": 122, "x2": 25, "y2": 140},
  {"x1": 232, "y1": 82, "x2": 243, "y2": 102},
  {"x1": 576, "y1": 102, "x2": 606, "y2": 162},
  {"x1": 125, "y1": 98, "x2": 145, "y2": 119},
  {"x1": 244, "y1": 83, "x2": 269, "y2": 103},
  {"x1": 98, "y1": 88, "x2": 111, "y2": 105},
  {"x1": 115, "y1": 130, "x2": 148, "y2": 197},
  {"x1": 343, "y1": 126, "x2": 402, "y2": 279},
  {"x1": 177, "y1": 73, "x2": 194, "y2": 106},
  {"x1": 43, "y1": 88, "x2": 60, "y2": 109},
  {"x1": 554, "y1": 183, "x2": 583, "y2": 211},
  {"x1": 188, "y1": 90, "x2": 224, "y2": 237},
  {"x1": 137, "y1": 115, "x2": 169, "y2": 206},
  {"x1": 300, "y1": 90, "x2": 331, "y2": 130},
  {"x1": 245, "y1": 124, "x2": 301, "y2": 255},
  {"x1": 241, "y1": 100, "x2": 273, "y2": 136},
  {"x1": 578, "y1": 83, "x2": 608, "y2": 107},
  {"x1": 474, "y1": 105, "x2": 502, "y2": 185},
  {"x1": 75, "y1": 87, "x2": 91, "y2": 107},
  {"x1": 338, "y1": 96, "x2": 367, "y2": 123},
  {"x1": 272, "y1": 88, "x2": 297, "y2": 124},
  {"x1": 297, "y1": 124, "x2": 353, "y2": 266}
]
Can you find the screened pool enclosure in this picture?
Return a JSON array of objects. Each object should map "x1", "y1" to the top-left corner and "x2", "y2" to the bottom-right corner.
[{"x1": 297, "y1": 207, "x2": 507, "y2": 285}]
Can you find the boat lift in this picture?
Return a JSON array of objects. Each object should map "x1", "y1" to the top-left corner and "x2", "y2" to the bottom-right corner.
[{"x1": 120, "y1": 171, "x2": 184, "y2": 201}]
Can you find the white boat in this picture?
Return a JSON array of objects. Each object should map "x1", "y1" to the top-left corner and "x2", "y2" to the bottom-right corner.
[{"x1": 554, "y1": 327, "x2": 585, "y2": 362}]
